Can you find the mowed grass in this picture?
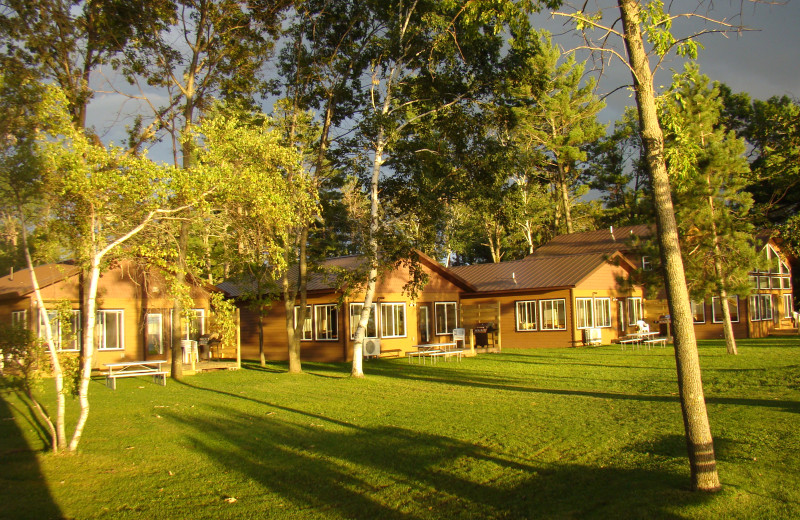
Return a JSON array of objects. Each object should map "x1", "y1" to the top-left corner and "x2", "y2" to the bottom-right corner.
[{"x1": 1, "y1": 337, "x2": 799, "y2": 520}]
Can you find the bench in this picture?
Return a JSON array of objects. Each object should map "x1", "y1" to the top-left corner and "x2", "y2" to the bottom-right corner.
[
  {"x1": 380, "y1": 349, "x2": 402, "y2": 358},
  {"x1": 105, "y1": 361, "x2": 168, "y2": 390},
  {"x1": 407, "y1": 350, "x2": 441, "y2": 364},
  {"x1": 428, "y1": 350, "x2": 464, "y2": 362},
  {"x1": 644, "y1": 337, "x2": 667, "y2": 348}
]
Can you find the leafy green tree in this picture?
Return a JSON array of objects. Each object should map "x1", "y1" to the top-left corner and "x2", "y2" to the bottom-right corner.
[
  {"x1": 511, "y1": 32, "x2": 605, "y2": 235},
  {"x1": 661, "y1": 65, "x2": 757, "y2": 355}
]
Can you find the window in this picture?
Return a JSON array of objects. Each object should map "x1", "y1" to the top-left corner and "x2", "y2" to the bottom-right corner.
[
  {"x1": 627, "y1": 298, "x2": 643, "y2": 326},
  {"x1": 758, "y1": 276, "x2": 771, "y2": 290},
  {"x1": 641, "y1": 256, "x2": 652, "y2": 270},
  {"x1": 691, "y1": 301, "x2": 705, "y2": 324},
  {"x1": 748, "y1": 275, "x2": 758, "y2": 289},
  {"x1": 748, "y1": 295, "x2": 771, "y2": 322},
  {"x1": 38, "y1": 309, "x2": 81, "y2": 351},
  {"x1": 783, "y1": 294, "x2": 793, "y2": 319},
  {"x1": 381, "y1": 303, "x2": 406, "y2": 338},
  {"x1": 575, "y1": 298, "x2": 593, "y2": 329},
  {"x1": 712, "y1": 297, "x2": 739, "y2": 323},
  {"x1": 349, "y1": 303, "x2": 377, "y2": 339},
  {"x1": 182, "y1": 309, "x2": 205, "y2": 340},
  {"x1": 314, "y1": 304, "x2": 338, "y2": 341},
  {"x1": 539, "y1": 299, "x2": 566, "y2": 331},
  {"x1": 97, "y1": 310, "x2": 124, "y2": 350},
  {"x1": 576, "y1": 298, "x2": 612, "y2": 329},
  {"x1": 434, "y1": 302, "x2": 457, "y2": 335},
  {"x1": 594, "y1": 298, "x2": 611, "y2": 328},
  {"x1": 11, "y1": 310, "x2": 27, "y2": 328},
  {"x1": 515, "y1": 301, "x2": 537, "y2": 331},
  {"x1": 749, "y1": 295, "x2": 761, "y2": 321},
  {"x1": 760, "y1": 294, "x2": 773, "y2": 321},
  {"x1": 146, "y1": 313, "x2": 163, "y2": 354},
  {"x1": 293, "y1": 306, "x2": 312, "y2": 341}
]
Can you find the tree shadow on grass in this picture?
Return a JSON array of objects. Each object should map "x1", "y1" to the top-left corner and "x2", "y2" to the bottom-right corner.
[
  {"x1": 162, "y1": 391, "x2": 715, "y2": 519},
  {"x1": 0, "y1": 392, "x2": 63, "y2": 520}
]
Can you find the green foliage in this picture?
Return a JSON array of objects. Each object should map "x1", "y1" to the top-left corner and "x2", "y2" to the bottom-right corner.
[
  {"x1": 208, "y1": 292, "x2": 238, "y2": 351},
  {"x1": 660, "y1": 64, "x2": 757, "y2": 300},
  {"x1": 0, "y1": 324, "x2": 45, "y2": 393}
]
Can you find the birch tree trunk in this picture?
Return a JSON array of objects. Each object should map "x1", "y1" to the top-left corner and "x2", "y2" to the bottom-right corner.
[
  {"x1": 20, "y1": 226, "x2": 64, "y2": 452},
  {"x1": 618, "y1": 0, "x2": 721, "y2": 492}
]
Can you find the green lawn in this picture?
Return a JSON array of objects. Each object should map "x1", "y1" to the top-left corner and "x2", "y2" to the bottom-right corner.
[{"x1": 2, "y1": 337, "x2": 799, "y2": 519}]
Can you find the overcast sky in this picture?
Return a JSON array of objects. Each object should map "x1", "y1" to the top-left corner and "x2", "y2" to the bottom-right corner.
[
  {"x1": 533, "y1": 0, "x2": 800, "y2": 126},
  {"x1": 89, "y1": 1, "x2": 799, "y2": 161}
]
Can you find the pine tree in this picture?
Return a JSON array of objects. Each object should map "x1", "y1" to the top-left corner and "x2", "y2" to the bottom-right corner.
[{"x1": 662, "y1": 64, "x2": 757, "y2": 355}]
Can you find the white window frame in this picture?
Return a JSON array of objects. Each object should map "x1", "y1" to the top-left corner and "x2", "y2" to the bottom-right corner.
[
  {"x1": 594, "y1": 298, "x2": 611, "y2": 328},
  {"x1": 182, "y1": 308, "x2": 205, "y2": 340},
  {"x1": 38, "y1": 309, "x2": 82, "y2": 352},
  {"x1": 515, "y1": 300, "x2": 537, "y2": 331},
  {"x1": 749, "y1": 295, "x2": 761, "y2": 321},
  {"x1": 314, "y1": 304, "x2": 339, "y2": 341},
  {"x1": 349, "y1": 303, "x2": 377, "y2": 340},
  {"x1": 759, "y1": 294, "x2": 773, "y2": 321},
  {"x1": 97, "y1": 309, "x2": 124, "y2": 351},
  {"x1": 380, "y1": 302, "x2": 407, "y2": 338},
  {"x1": 575, "y1": 298, "x2": 593, "y2": 329},
  {"x1": 539, "y1": 299, "x2": 566, "y2": 331},
  {"x1": 712, "y1": 296, "x2": 739, "y2": 323},
  {"x1": 783, "y1": 294, "x2": 793, "y2": 319},
  {"x1": 146, "y1": 313, "x2": 164, "y2": 354},
  {"x1": 691, "y1": 300, "x2": 706, "y2": 324},
  {"x1": 641, "y1": 256, "x2": 651, "y2": 271},
  {"x1": 11, "y1": 309, "x2": 27, "y2": 328},
  {"x1": 434, "y1": 302, "x2": 458, "y2": 336},
  {"x1": 293, "y1": 305, "x2": 313, "y2": 341},
  {"x1": 627, "y1": 297, "x2": 643, "y2": 326}
]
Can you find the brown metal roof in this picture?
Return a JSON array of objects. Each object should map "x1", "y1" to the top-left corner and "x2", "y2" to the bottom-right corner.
[
  {"x1": 218, "y1": 252, "x2": 475, "y2": 299},
  {"x1": 529, "y1": 224, "x2": 653, "y2": 258},
  {"x1": 449, "y1": 253, "x2": 612, "y2": 293},
  {"x1": 0, "y1": 264, "x2": 80, "y2": 299}
]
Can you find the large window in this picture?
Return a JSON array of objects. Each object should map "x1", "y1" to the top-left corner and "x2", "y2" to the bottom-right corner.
[
  {"x1": 38, "y1": 309, "x2": 81, "y2": 351},
  {"x1": 97, "y1": 310, "x2": 124, "y2": 350},
  {"x1": 539, "y1": 299, "x2": 566, "y2": 331},
  {"x1": 314, "y1": 304, "x2": 338, "y2": 341},
  {"x1": 712, "y1": 297, "x2": 739, "y2": 323},
  {"x1": 381, "y1": 303, "x2": 406, "y2": 338},
  {"x1": 182, "y1": 309, "x2": 205, "y2": 340},
  {"x1": 434, "y1": 302, "x2": 457, "y2": 336},
  {"x1": 783, "y1": 294, "x2": 793, "y2": 319},
  {"x1": 293, "y1": 306, "x2": 312, "y2": 341},
  {"x1": 515, "y1": 301, "x2": 537, "y2": 331},
  {"x1": 349, "y1": 303, "x2": 377, "y2": 339},
  {"x1": 575, "y1": 298, "x2": 612, "y2": 329},
  {"x1": 146, "y1": 313, "x2": 163, "y2": 354},
  {"x1": 627, "y1": 297, "x2": 643, "y2": 326},
  {"x1": 748, "y1": 295, "x2": 772, "y2": 322},
  {"x1": 691, "y1": 301, "x2": 706, "y2": 324}
]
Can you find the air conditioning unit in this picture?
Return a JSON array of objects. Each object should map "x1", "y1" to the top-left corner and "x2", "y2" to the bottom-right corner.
[
  {"x1": 364, "y1": 338, "x2": 381, "y2": 357},
  {"x1": 583, "y1": 328, "x2": 602, "y2": 346}
]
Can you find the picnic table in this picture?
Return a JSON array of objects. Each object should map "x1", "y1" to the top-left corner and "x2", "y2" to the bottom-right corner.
[
  {"x1": 104, "y1": 360, "x2": 168, "y2": 390},
  {"x1": 407, "y1": 343, "x2": 463, "y2": 364}
]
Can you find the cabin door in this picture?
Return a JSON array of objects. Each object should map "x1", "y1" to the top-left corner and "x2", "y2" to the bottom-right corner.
[{"x1": 418, "y1": 305, "x2": 430, "y2": 344}]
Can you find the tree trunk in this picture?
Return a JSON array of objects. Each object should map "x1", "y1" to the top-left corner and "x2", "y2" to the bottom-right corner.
[
  {"x1": 258, "y1": 312, "x2": 266, "y2": 367},
  {"x1": 171, "y1": 221, "x2": 190, "y2": 380},
  {"x1": 707, "y1": 183, "x2": 737, "y2": 355},
  {"x1": 20, "y1": 226, "x2": 64, "y2": 452},
  {"x1": 618, "y1": 0, "x2": 721, "y2": 492},
  {"x1": 557, "y1": 164, "x2": 573, "y2": 234},
  {"x1": 69, "y1": 259, "x2": 101, "y2": 451}
]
